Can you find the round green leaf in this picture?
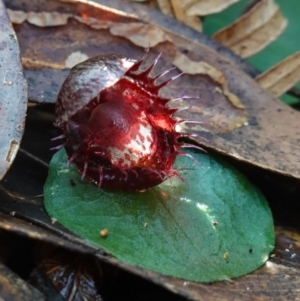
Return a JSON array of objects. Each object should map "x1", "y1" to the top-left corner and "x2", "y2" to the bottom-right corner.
[{"x1": 44, "y1": 149, "x2": 274, "y2": 282}]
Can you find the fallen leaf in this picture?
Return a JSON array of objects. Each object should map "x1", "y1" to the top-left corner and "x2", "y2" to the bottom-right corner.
[
  {"x1": 256, "y1": 51, "x2": 300, "y2": 97},
  {"x1": 172, "y1": 53, "x2": 247, "y2": 134},
  {"x1": 213, "y1": 0, "x2": 287, "y2": 58},
  {"x1": 0, "y1": 262, "x2": 46, "y2": 301},
  {"x1": 5, "y1": 0, "x2": 300, "y2": 187},
  {"x1": 169, "y1": 0, "x2": 185, "y2": 16},
  {"x1": 22, "y1": 57, "x2": 65, "y2": 70},
  {"x1": 275, "y1": 227, "x2": 300, "y2": 262},
  {"x1": 0, "y1": 212, "x2": 89, "y2": 253},
  {"x1": 74, "y1": 15, "x2": 110, "y2": 30},
  {"x1": 185, "y1": 0, "x2": 240, "y2": 16},
  {"x1": 6, "y1": 9, "x2": 27, "y2": 24},
  {"x1": 64, "y1": 51, "x2": 89, "y2": 69},
  {"x1": 169, "y1": 0, "x2": 202, "y2": 31},
  {"x1": 7, "y1": 0, "x2": 259, "y2": 77},
  {"x1": 8, "y1": 10, "x2": 111, "y2": 31},
  {"x1": 1, "y1": 106, "x2": 300, "y2": 301},
  {"x1": 110, "y1": 22, "x2": 172, "y2": 47},
  {"x1": 8, "y1": 9, "x2": 171, "y2": 49},
  {"x1": 31, "y1": 250, "x2": 103, "y2": 301},
  {"x1": 7, "y1": 9, "x2": 71, "y2": 26},
  {"x1": 27, "y1": 11, "x2": 71, "y2": 27},
  {"x1": 24, "y1": 68, "x2": 69, "y2": 103},
  {"x1": 173, "y1": 52, "x2": 246, "y2": 109},
  {"x1": 156, "y1": 0, "x2": 239, "y2": 23},
  {"x1": 44, "y1": 148, "x2": 274, "y2": 282},
  {"x1": 157, "y1": 0, "x2": 174, "y2": 16},
  {"x1": 0, "y1": 1, "x2": 27, "y2": 180}
]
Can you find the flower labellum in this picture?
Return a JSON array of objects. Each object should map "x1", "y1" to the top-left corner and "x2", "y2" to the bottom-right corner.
[{"x1": 54, "y1": 51, "x2": 202, "y2": 190}]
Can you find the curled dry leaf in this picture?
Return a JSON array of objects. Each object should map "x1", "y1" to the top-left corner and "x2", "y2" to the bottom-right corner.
[
  {"x1": 110, "y1": 22, "x2": 172, "y2": 47},
  {"x1": 185, "y1": 0, "x2": 240, "y2": 16},
  {"x1": 8, "y1": 10, "x2": 73, "y2": 27},
  {"x1": 256, "y1": 51, "x2": 300, "y2": 98},
  {"x1": 173, "y1": 52, "x2": 246, "y2": 109},
  {"x1": 156, "y1": 0, "x2": 203, "y2": 31},
  {"x1": 0, "y1": 0, "x2": 27, "y2": 180},
  {"x1": 26, "y1": 11, "x2": 70, "y2": 27},
  {"x1": 6, "y1": 0, "x2": 259, "y2": 77},
  {"x1": 168, "y1": 0, "x2": 202, "y2": 31},
  {"x1": 7, "y1": 9, "x2": 107, "y2": 29},
  {"x1": 6, "y1": 9, "x2": 27, "y2": 23},
  {"x1": 156, "y1": 0, "x2": 174, "y2": 16},
  {"x1": 157, "y1": 0, "x2": 239, "y2": 28},
  {"x1": 213, "y1": 0, "x2": 287, "y2": 58},
  {"x1": 31, "y1": 250, "x2": 103, "y2": 301},
  {"x1": 173, "y1": 53, "x2": 247, "y2": 133},
  {"x1": 7, "y1": 9, "x2": 171, "y2": 49}
]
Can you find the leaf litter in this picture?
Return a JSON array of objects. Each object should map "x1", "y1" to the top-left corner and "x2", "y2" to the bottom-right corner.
[
  {"x1": 1, "y1": 0, "x2": 300, "y2": 299},
  {"x1": 256, "y1": 51, "x2": 300, "y2": 97},
  {"x1": 0, "y1": 1, "x2": 27, "y2": 180},
  {"x1": 6, "y1": 0, "x2": 300, "y2": 180},
  {"x1": 213, "y1": 0, "x2": 287, "y2": 58}
]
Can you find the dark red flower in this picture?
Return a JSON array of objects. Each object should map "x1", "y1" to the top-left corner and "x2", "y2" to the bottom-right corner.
[{"x1": 54, "y1": 51, "x2": 202, "y2": 190}]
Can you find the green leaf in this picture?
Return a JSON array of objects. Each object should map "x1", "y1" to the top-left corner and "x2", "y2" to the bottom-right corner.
[{"x1": 44, "y1": 149, "x2": 274, "y2": 282}]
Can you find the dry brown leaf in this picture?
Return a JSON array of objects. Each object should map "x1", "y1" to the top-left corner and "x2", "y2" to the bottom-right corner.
[
  {"x1": 256, "y1": 51, "x2": 300, "y2": 97},
  {"x1": 0, "y1": 2, "x2": 27, "y2": 180},
  {"x1": 2, "y1": 0, "x2": 300, "y2": 300},
  {"x1": 6, "y1": 9, "x2": 27, "y2": 23},
  {"x1": 8, "y1": 9, "x2": 71, "y2": 26},
  {"x1": 6, "y1": 0, "x2": 300, "y2": 183},
  {"x1": 8, "y1": 9, "x2": 170, "y2": 49},
  {"x1": 8, "y1": 9, "x2": 108, "y2": 29},
  {"x1": 162, "y1": 0, "x2": 202, "y2": 31},
  {"x1": 170, "y1": 0, "x2": 190, "y2": 21},
  {"x1": 213, "y1": 0, "x2": 287, "y2": 58},
  {"x1": 27, "y1": 11, "x2": 71, "y2": 26},
  {"x1": 110, "y1": 22, "x2": 172, "y2": 47},
  {"x1": 64, "y1": 51, "x2": 89, "y2": 69},
  {"x1": 0, "y1": 262, "x2": 46, "y2": 301},
  {"x1": 136, "y1": 0, "x2": 158, "y2": 9},
  {"x1": 32, "y1": 251, "x2": 103, "y2": 301},
  {"x1": 22, "y1": 57, "x2": 66, "y2": 69},
  {"x1": 74, "y1": 15, "x2": 110, "y2": 30},
  {"x1": 185, "y1": 0, "x2": 240, "y2": 16},
  {"x1": 7, "y1": 0, "x2": 300, "y2": 182},
  {"x1": 173, "y1": 52, "x2": 246, "y2": 110},
  {"x1": 157, "y1": 0, "x2": 174, "y2": 16},
  {"x1": 179, "y1": 15, "x2": 202, "y2": 32},
  {"x1": 14, "y1": 17, "x2": 246, "y2": 135}
]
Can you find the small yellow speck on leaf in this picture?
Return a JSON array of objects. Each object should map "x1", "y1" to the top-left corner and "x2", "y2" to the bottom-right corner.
[{"x1": 100, "y1": 228, "x2": 109, "y2": 238}]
